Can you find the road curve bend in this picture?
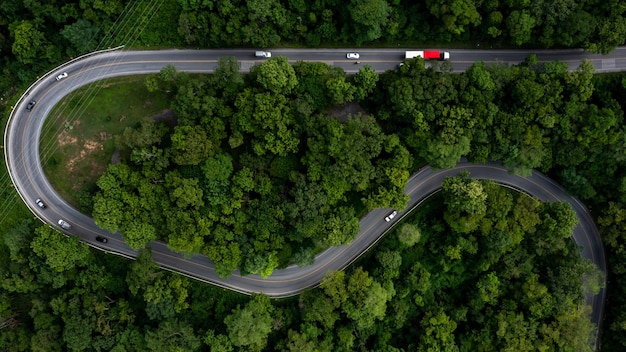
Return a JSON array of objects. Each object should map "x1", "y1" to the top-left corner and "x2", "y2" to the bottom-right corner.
[{"x1": 5, "y1": 49, "x2": 606, "y2": 338}]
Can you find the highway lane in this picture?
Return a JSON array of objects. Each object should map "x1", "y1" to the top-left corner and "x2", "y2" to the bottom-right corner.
[{"x1": 5, "y1": 48, "x2": 607, "y2": 338}]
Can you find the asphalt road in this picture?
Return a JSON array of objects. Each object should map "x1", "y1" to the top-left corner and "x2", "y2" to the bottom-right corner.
[{"x1": 4, "y1": 48, "x2": 608, "y2": 339}]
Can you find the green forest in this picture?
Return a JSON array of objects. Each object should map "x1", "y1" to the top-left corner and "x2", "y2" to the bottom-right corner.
[
  {"x1": 2, "y1": 0, "x2": 626, "y2": 351},
  {"x1": 0, "y1": 172, "x2": 604, "y2": 351},
  {"x1": 2, "y1": 54, "x2": 625, "y2": 351},
  {"x1": 91, "y1": 59, "x2": 408, "y2": 278},
  {"x1": 1, "y1": 0, "x2": 626, "y2": 106}
]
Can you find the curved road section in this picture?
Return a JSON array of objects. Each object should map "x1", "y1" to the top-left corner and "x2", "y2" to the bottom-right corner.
[{"x1": 5, "y1": 48, "x2": 607, "y2": 331}]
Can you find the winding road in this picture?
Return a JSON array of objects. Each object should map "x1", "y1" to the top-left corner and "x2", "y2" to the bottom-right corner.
[{"x1": 5, "y1": 48, "x2": 610, "y2": 341}]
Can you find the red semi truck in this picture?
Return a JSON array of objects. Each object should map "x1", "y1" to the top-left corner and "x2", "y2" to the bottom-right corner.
[{"x1": 405, "y1": 50, "x2": 450, "y2": 60}]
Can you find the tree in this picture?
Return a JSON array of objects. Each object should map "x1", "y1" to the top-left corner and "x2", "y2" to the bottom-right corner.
[
  {"x1": 213, "y1": 56, "x2": 243, "y2": 96},
  {"x1": 419, "y1": 105, "x2": 476, "y2": 169},
  {"x1": 301, "y1": 292, "x2": 341, "y2": 330},
  {"x1": 325, "y1": 77, "x2": 357, "y2": 105},
  {"x1": 233, "y1": 90, "x2": 299, "y2": 156},
  {"x1": 165, "y1": 171, "x2": 204, "y2": 210},
  {"x1": 398, "y1": 223, "x2": 422, "y2": 247},
  {"x1": 60, "y1": 19, "x2": 100, "y2": 55},
  {"x1": 418, "y1": 310, "x2": 458, "y2": 352},
  {"x1": 30, "y1": 313, "x2": 61, "y2": 352},
  {"x1": 353, "y1": 65, "x2": 379, "y2": 100},
  {"x1": 277, "y1": 329, "x2": 320, "y2": 352},
  {"x1": 224, "y1": 294, "x2": 274, "y2": 349},
  {"x1": 426, "y1": 0, "x2": 480, "y2": 35},
  {"x1": 303, "y1": 114, "x2": 386, "y2": 204},
  {"x1": 201, "y1": 153, "x2": 234, "y2": 208},
  {"x1": 320, "y1": 271, "x2": 349, "y2": 309},
  {"x1": 170, "y1": 125, "x2": 215, "y2": 165},
  {"x1": 62, "y1": 311, "x2": 94, "y2": 351},
  {"x1": 252, "y1": 56, "x2": 298, "y2": 93},
  {"x1": 348, "y1": 0, "x2": 390, "y2": 43},
  {"x1": 375, "y1": 250, "x2": 403, "y2": 281},
  {"x1": 442, "y1": 171, "x2": 487, "y2": 233},
  {"x1": 30, "y1": 226, "x2": 90, "y2": 272},
  {"x1": 9, "y1": 20, "x2": 46, "y2": 64},
  {"x1": 342, "y1": 267, "x2": 391, "y2": 331},
  {"x1": 145, "y1": 320, "x2": 201, "y2": 352},
  {"x1": 507, "y1": 10, "x2": 537, "y2": 46}
]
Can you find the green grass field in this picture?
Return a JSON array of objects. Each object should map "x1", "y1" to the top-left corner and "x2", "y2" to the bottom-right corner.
[{"x1": 40, "y1": 75, "x2": 170, "y2": 208}]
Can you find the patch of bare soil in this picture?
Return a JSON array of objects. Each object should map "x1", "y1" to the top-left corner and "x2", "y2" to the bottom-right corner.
[
  {"x1": 327, "y1": 102, "x2": 368, "y2": 123},
  {"x1": 57, "y1": 130, "x2": 77, "y2": 147},
  {"x1": 66, "y1": 139, "x2": 104, "y2": 175},
  {"x1": 99, "y1": 131, "x2": 113, "y2": 141}
]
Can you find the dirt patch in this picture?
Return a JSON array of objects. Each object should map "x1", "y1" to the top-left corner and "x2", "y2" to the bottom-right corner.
[
  {"x1": 82, "y1": 140, "x2": 103, "y2": 154},
  {"x1": 66, "y1": 139, "x2": 104, "y2": 174},
  {"x1": 327, "y1": 102, "x2": 368, "y2": 123},
  {"x1": 99, "y1": 131, "x2": 113, "y2": 140},
  {"x1": 57, "y1": 130, "x2": 77, "y2": 147}
]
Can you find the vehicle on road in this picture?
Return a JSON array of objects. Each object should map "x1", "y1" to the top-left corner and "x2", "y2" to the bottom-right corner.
[
  {"x1": 25, "y1": 100, "x2": 36, "y2": 111},
  {"x1": 35, "y1": 198, "x2": 46, "y2": 209},
  {"x1": 55, "y1": 72, "x2": 68, "y2": 81},
  {"x1": 95, "y1": 236, "x2": 108, "y2": 243},
  {"x1": 347, "y1": 53, "x2": 360, "y2": 59},
  {"x1": 255, "y1": 51, "x2": 271, "y2": 58},
  {"x1": 57, "y1": 219, "x2": 71, "y2": 230},
  {"x1": 405, "y1": 50, "x2": 450, "y2": 60},
  {"x1": 385, "y1": 210, "x2": 398, "y2": 222}
]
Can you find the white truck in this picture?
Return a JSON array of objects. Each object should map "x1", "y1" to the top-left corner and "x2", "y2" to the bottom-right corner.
[{"x1": 405, "y1": 50, "x2": 450, "y2": 60}]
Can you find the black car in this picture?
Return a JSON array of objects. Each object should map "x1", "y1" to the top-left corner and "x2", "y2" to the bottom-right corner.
[
  {"x1": 25, "y1": 100, "x2": 36, "y2": 111},
  {"x1": 95, "y1": 236, "x2": 108, "y2": 243}
]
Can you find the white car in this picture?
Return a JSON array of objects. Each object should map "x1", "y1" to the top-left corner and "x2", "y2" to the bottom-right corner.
[
  {"x1": 35, "y1": 198, "x2": 46, "y2": 209},
  {"x1": 58, "y1": 219, "x2": 71, "y2": 230},
  {"x1": 347, "y1": 53, "x2": 360, "y2": 59},
  {"x1": 56, "y1": 72, "x2": 68, "y2": 81},
  {"x1": 385, "y1": 210, "x2": 398, "y2": 222},
  {"x1": 255, "y1": 51, "x2": 271, "y2": 58}
]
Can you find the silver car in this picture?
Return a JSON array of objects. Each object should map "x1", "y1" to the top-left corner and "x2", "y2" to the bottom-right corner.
[{"x1": 58, "y1": 219, "x2": 71, "y2": 230}]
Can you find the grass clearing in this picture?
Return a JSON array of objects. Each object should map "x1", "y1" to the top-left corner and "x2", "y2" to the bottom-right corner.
[{"x1": 40, "y1": 75, "x2": 170, "y2": 208}]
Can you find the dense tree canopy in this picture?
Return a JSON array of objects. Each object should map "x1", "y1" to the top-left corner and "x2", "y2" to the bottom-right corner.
[
  {"x1": 2, "y1": 1, "x2": 626, "y2": 346},
  {"x1": 91, "y1": 61, "x2": 408, "y2": 277}
]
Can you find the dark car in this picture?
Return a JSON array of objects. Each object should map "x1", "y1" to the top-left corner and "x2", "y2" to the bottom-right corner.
[
  {"x1": 95, "y1": 236, "x2": 108, "y2": 243},
  {"x1": 25, "y1": 100, "x2": 36, "y2": 111},
  {"x1": 35, "y1": 198, "x2": 46, "y2": 209}
]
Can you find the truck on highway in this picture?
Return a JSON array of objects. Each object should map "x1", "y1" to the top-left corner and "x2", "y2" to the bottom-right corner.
[{"x1": 405, "y1": 50, "x2": 450, "y2": 60}]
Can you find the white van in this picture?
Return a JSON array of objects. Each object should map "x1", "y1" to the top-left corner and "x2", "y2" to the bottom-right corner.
[{"x1": 255, "y1": 51, "x2": 271, "y2": 58}]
